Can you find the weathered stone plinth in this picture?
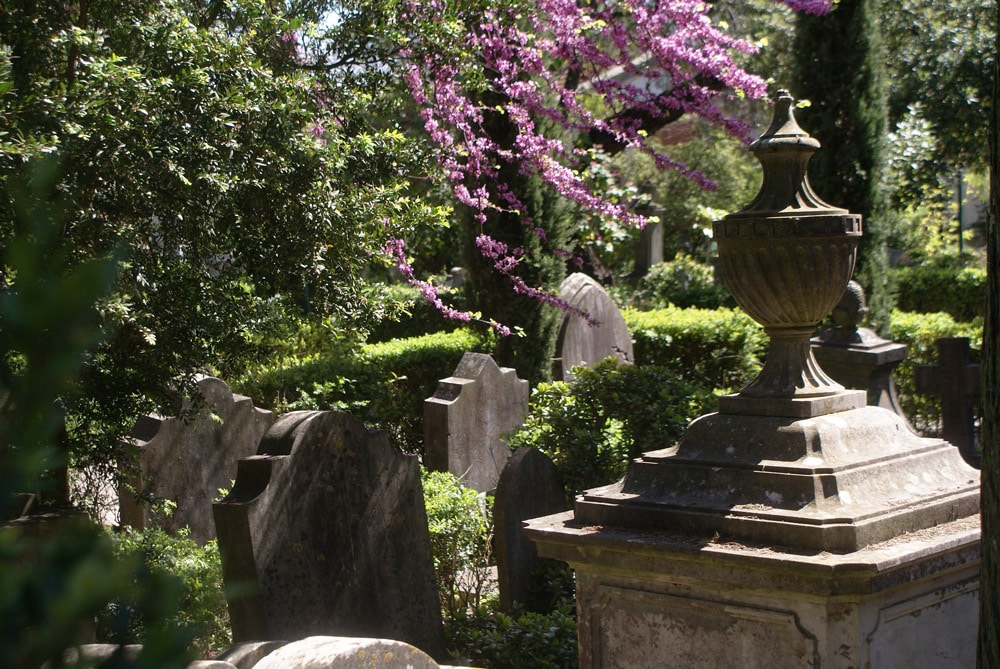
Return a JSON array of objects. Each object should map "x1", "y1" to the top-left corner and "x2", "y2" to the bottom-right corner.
[
  {"x1": 526, "y1": 512, "x2": 979, "y2": 669},
  {"x1": 572, "y1": 406, "x2": 977, "y2": 553},
  {"x1": 812, "y1": 326, "x2": 911, "y2": 421},
  {"x1": 525, "y1": 405, "x2": 980, "y2": 667}
]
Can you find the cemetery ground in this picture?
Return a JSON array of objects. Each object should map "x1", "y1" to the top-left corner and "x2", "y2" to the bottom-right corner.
[{"x1": 4, "y1": 252, "x2": 982, "y2": 668}]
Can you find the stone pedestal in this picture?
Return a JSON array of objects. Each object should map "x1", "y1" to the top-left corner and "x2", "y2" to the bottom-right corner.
[
  {"x1": 525, "y1": 92, "x2": 981, "y2": 668},
  {"x1": 526, "y1": 513, "x2": 979, "y2": 669},
  {"x1": 812, "y1": 326, "x2": 911, "y2": 423},
  {"x1": 524, "y1": 405, "x2": 981, "y2": 668}
]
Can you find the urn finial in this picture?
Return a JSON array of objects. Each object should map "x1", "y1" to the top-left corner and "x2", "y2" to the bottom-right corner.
[
  {"x1": 712, "y1": 89, "x2": 865, "y2": 417},
  {"x1": 730, "y1": 90, "x2": 846, "y2": 219}
]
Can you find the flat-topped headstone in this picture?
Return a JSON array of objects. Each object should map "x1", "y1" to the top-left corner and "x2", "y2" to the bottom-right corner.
[
  {"x1": 424, "y1": 353, "x2": 529, "y2": 493},
  {"x1": 555, "y1": 273, "x2": 633, "y2": 382},
  {"x1": 494, "y1": 448, "x2": 568, "y2": 612},
  {"x1": 120, "y1": 376, "x2": 274, "y2": 544},
  {"x1": 213, "y1": 411, "x2": 445, "y2": 660}
]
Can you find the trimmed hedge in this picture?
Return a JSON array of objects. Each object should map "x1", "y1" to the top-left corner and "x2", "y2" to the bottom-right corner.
[
  {"x1": 623, "y1": 305, "x2": 767, "y2": 393},
  {"x1": 627, "y1": 254, "x2": 735, "y2": 310},
  {"x1": 366, "y1": 283, "x2": 467, "y2": 343},
  {"x1": 234, "y1": 328, "x2": 492, "y2": 454},
  {"x1": 891, "y1": 264, "x2": 986, "y2": 322},
  {"x1": 888, "y1": 310, "x2": 982, "y2": 436},
  {"x1": 507, "y1": 359, "x2": 710, "y2": 499}
]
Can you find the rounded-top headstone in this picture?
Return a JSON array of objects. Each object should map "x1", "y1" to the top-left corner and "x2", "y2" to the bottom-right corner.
[
  {"x1": 252, "y1": 636, "x2": 439, "y2": 669},
  {"x1": 556, "y1": 273, "x2": 633, "y2": 382}
]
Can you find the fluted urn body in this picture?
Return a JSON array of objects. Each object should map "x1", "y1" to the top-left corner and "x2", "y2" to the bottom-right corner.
[{"x1": 714, "y1": 91, "x2": 862, "y2": 399}]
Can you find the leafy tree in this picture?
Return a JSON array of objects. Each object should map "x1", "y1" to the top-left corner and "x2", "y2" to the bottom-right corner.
[
  {"x1": 792, "y1": 0, "x2": 893, "y2": 334},
  {"x1": 881, "y1": 0, "x2": 993, "y2": 181},
  {"x1": 0, "y1": 0, "x2": 436, "y2": 492},
  {"x1": 380, "y1": 0, "x2": 831, "y2": 380}
]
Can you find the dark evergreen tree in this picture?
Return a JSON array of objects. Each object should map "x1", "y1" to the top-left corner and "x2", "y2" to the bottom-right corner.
[
  {"x1": 792, "y1": 0, "x2": 893, "y2": 334},
  {"x1": 461, "y1": 111, "x2": 573, "y2": 384}
]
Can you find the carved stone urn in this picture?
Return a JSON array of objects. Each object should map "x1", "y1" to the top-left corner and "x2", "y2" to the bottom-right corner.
[{"x1": 713, "y1": 90, "x2": 862, "y2": 411}]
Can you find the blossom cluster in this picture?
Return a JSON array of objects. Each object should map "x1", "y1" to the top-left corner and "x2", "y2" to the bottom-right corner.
[{"x1": 397, "y1": 0, "x2": 830, "y2": 329}]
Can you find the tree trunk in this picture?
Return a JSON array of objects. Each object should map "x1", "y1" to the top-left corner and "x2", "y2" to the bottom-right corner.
[{"x1": 977, "y1": 1, "x2": 1000, "y2": 664}]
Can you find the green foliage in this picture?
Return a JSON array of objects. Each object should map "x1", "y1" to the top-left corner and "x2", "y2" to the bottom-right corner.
[
  {"x1": 421, "y1": 469, "x2": 494, "y2": 618},
  {"x1": 366, "y1": 282, "x2": 467, "y2": 343},
  {"x1": 1, "y1": 159, "x2": 192, "y2": 668},
  {"x1": 889, "y1": 310, "x2": 982, "y2": 436},
  {"x1": 623, "y1": 306, "x2": 767, "y2": 393},
  {"x1": 97, "y1": 529, "x2": 229, "y2": 658},
  {"x1": 445, "y1": 604, "x2": 578, "y2": 669},
  {"x1": 235, "y1": 328, "x2": 492, "y2": 454},
  {"x1": 598, "y1": 123, "x2": 761, "y2": 269},
  {"x1": 881, "y1": 0, "x2": 993, "y2": 176},
  {"x1": 626, "y1": 254, "x2": 734, "y2": 310},
  {"x1": 892, "y1": 263, "x2": 987, "y2": 322},
  {"x1": 793, "y1": 0, "x2": 893, "y2": 334},
  {"x1": 508, "y1": 359, "x2": 708, "y2": 499},
  {"x1": 0, "y1": 0, "x2": 439, "y2": 495}
]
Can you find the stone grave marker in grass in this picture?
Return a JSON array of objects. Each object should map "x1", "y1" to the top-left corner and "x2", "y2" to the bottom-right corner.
[
  {"x1": 213, "y1": 410, "x2": 446, "y2": 660},
  {"x1": 555, "y1": 272, "x2": 634, "y2": 383},
  {"x1": 424, "y1": 352, "x2": 529, "y2": 493},
  {"x1": 120, "y1": 376, "x2": 273, "y2": 544}
]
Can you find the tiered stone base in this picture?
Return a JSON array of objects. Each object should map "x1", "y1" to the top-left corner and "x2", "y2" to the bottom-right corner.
[
  {"x1": 573, "y1": 406, "x2": 978, "y2": 553},
  {"x1": 524, "y1": 404, "x2": 981, "y2": 667},
  {"x1": 526, "y1": 512, "x2": 979, "y2": 669}
]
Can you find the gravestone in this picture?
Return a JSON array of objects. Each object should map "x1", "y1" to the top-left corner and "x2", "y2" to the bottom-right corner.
[
  {"x1": 914, "y1": 337, "x2": 981, "y2": 466},
  {"x1": 120, "y1": 376, "x2": 273, "y2": 544},
  {"x1": 555, "y1": 273, "x2": 634, "y2": 382},
  {"x1": 213, "y1": 410, "x2": 446, "y2": 660},
  {"x1": 494, "y1": 447, "x2": 568, "y2": 612},
  {"x1": 252, "y1": 636, "x2": 439, "y2": 669},
  {"x1": 633, "y1": 219, "x2": 664, "y2": 277},
  {"x1": 424, "y1": 353, "x2": 529, "y2": 493}
]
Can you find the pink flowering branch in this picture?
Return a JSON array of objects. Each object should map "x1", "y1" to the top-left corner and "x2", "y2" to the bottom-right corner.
[{"x1": 396, "y1": 0, "x2": 831, "y2": 330}]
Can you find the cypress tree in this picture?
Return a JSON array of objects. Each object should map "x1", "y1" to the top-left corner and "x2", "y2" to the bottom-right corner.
[
  {"x1": 461, "y1": 102, "x2": 573, "y2": 385},
  {"x1": 792, "y1": 0, "x2": 893, "y2": 334}
]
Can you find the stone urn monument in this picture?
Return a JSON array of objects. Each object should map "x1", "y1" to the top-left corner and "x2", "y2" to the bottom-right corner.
[{"x1": 525, "y1": 91, "x2": 980, "y2": 669}]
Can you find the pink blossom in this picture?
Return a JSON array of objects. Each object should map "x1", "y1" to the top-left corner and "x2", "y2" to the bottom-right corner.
[{"x1": 398, "y1": 0, "x2": 830, "y2": 330}]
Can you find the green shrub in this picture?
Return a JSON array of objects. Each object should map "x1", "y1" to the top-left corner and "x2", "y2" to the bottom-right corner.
[
  {"x1": 97, "y1": 528, "x2": 230, "y2": 659},
  {"x1": 235, "y1": 328, "x2": 492, "y2": 454},
  {"x1": 366, "y1": 283, "x2": 468, "y2": 343},
  {"x1": 623, "y1": 306, "x2": 766, "y2": 393},
  {"x1": 422, "y1": 469, "x2": 494, "y2": 618},
  {"x1": 892, "y1": 263, "x2": 986, "y2": 322},
  {"x1": 446, "y1": 604, "x2": 578, "y2": 669},
  {"x1": 629, "y1": 254, "x2": 735, "y2": 310},
  {"x1": 888, "y1": 310, "x2": 982, "y2": 436},
  {"x1": 508, "y1": 359, "x2": 708, "y2": 498}
]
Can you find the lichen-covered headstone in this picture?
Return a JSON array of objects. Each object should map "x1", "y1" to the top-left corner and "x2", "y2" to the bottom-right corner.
[
  {"x1": 213, "y1": 411, "x2": 445, "y2": 660},
  {"x1": 424, "y1": 353, "x2": 529, "y2": 493},
  {"x1": 494, "y1": 448, "x2": 568, "y2": 612},
  {"x1": 119, "y1": 376, "x2": 273, "y2": 544},
  {"x1": 556, "y1": 273, "x2": 634, "y2": 382}
]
